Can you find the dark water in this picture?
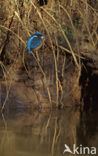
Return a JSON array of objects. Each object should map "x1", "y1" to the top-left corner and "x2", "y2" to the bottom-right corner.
[{"x1": 0, "y1": 108, "x2": 97, "y2": 156}]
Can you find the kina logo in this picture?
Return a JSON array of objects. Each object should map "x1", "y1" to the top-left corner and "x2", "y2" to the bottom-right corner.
[{"x1": 63, "y1": 144, "x2": 96, "y2": 155}]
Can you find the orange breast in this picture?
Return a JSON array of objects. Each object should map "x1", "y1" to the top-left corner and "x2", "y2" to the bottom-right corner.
[{"x1": 34, "y1": 40, "x2": 44, "y2": 51}]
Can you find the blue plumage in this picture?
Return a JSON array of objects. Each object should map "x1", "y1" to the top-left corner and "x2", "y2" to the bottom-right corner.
[{"x1": 27, "y1": 32, "x2": 44, "y2": 54}]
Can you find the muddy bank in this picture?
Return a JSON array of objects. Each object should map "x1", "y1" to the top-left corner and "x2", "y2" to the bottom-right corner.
[
  {"x1": 0, "y1": 51, "x2": 80, "y2": 109},
  {"x1": 79, "y1": 57, "x2": 98, "y2": 112},
  {"x1": 0, "y1": 50, "x2": 98, "y2": 111}
]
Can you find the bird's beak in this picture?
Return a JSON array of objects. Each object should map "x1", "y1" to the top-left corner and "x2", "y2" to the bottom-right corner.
[
  {"x1": 41, "y1": 34, "x2": 47, "y2": 39},
  {"x1": 43, "y1": 34, "x2": 47, "y2": 37},
  {"x1": 43, "y1": 34, "x2": 47, "y2": 38}
]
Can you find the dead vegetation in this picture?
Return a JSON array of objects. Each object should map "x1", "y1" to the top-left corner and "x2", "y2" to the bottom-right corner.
[{"x1": 0, "y1": 0, "x2": 98, "y2": 110}]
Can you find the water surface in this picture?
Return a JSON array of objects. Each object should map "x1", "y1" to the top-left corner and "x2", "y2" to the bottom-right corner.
[{"x1": 0, "y1": 108, "x2": 97, "y2": 156}]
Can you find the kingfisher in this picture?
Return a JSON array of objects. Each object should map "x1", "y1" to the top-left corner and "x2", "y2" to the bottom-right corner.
[{"x1": 27, "y1": 32, "x2": 45, "y2": 54}]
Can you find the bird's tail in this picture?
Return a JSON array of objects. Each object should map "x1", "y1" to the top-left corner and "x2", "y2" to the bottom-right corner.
[{"x1": 28, "y1": 48, "x2": 31, "y2": 54}]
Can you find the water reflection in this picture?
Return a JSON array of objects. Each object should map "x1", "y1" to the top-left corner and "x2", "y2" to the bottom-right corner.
[{"x1": 0, "y1": 108, "x2": 97, "y2": 156}]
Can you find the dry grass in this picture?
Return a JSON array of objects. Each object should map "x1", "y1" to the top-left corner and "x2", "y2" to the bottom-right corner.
[{"x1": 0, "y1": 0, "x2": 98, "y2": 110}]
